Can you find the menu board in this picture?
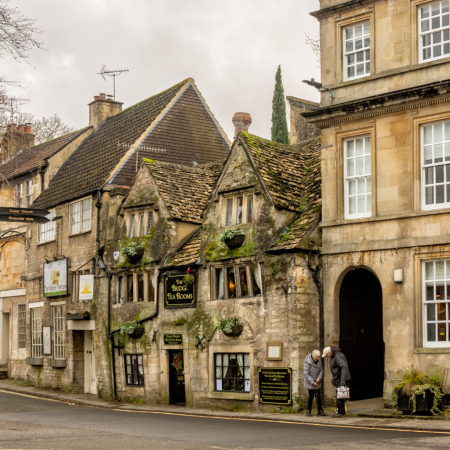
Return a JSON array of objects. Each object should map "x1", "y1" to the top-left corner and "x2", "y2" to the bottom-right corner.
[
  {"x1": 164, "y1": 274, "x2": 195, "y2": 308},
  {"x1": 258, "y1": 367, "x2": 292, "y2": 405}
]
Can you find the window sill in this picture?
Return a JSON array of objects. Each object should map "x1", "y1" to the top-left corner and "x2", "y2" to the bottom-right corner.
[
  {"x1": 69, "y1": 229, "x2": 92, "y2": 237},
  {"x1": 37, "y1": 239, "x2": 56, "y2": 246},
  {"x1": 208, "y1": 391, "x2": 254, "y2": 401},
  {"x1": 414, "y1": 347, "x2": 450, "y2": 354}
]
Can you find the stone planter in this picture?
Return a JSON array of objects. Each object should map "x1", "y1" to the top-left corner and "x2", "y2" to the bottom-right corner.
[
  {"x1": 127, "y1": 248, "x2": 144, "y2": 264},
  {"x1": 224, "y1": 235, "x2": 245, "y2": 249},
  {"x1": 129, "y1": 326, "x2": 145, "y2": 339},
  {"x1": 222, "y1": 325, "x2": 243, "y2": 337},
  {"x1": 397, "y1": 389, "x2": 441, "y2": 415}
]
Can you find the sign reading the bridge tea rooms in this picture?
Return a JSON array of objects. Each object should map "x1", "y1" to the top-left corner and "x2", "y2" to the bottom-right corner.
[
  {"x1": 258, "y1": 367, "x2": 292, "y2": 406},
  {"x1": 164, "y1": 273, "x2": 195, "y2": 308},
  {"x1": 43, "y1": 258, "x2": 68, "y2": 297}
]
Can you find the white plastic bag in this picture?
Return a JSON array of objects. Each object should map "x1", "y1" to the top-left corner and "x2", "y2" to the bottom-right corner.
[{"x1": 336, "y1": 386, "x2": 350, "y2": 399}]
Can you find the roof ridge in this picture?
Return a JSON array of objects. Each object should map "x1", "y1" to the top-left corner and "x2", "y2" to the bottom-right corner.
[{"x1": 145, "y1": 158, "x2": 222, "y2": 175}]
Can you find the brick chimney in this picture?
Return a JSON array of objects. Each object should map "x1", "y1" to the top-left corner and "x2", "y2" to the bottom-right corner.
[
  {"x1": 232, "y1": 112, "x2": 252, "y2": 138},
  {"x1": 0, "y1": 123, "x2": 35, "y2": 162},
  {"x1": 89, "y1": 93, "x2": 123, "y2": 130}
]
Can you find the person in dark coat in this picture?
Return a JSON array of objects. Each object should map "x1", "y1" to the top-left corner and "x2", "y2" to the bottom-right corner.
[
  {"x1": 303, "y1": 350, "x2": 326, "y2": 417},
  {"x1": 323, "y1": 346, "x2": 351, "y2": 418}
]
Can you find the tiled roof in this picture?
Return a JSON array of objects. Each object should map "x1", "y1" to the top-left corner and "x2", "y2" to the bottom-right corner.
[
  {"x1": 240, "y1": 132, "x2": 321, "y2": 214},
  {"x1": 145, "y1": 159, "x2": 224, "y2": 224},
  {"x1": 268, "y1": 138, "x2": 322, "y2": 251},
  {"x1": 33, "y1": 80, "x2": 190, "y2": 208},
  {"x1": 164, "y1": 228, "x2": 202, "y2": 268},
  {"x1": 0, "y1": 127, "x2": 91, "y2": 181}
]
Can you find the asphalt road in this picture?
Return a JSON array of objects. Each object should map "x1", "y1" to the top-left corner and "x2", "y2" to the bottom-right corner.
[{"x1": 1, "y1": 391, "x2": 450, "y2": 449}]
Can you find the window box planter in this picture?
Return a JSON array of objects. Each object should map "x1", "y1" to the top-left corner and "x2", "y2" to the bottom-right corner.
[
  {"x1": 397, "y1": 390, "x2": 442, "y2": 415},
  {"x1": 127, "y1": 248, "x2": 144, "y2": 264},
  {"x1": 222, "y1": 325, "x2": 243, "y2": 337},
  {"x1": 129, "y1": 326, "x2": 145, "y2": 339},
  {"x1": 224, "y1": 235, "x2": 245, "y2": 249},
  {"x1": 48, "y1": 359, "x2": 66, "y2": 368},
  {"x1": 26, "y1": 357, "x2": 43, "y2": 366}
]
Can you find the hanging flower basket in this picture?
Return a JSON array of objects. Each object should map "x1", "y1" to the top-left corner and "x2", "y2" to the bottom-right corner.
[
  {"x1": 129, "y1": 326, "x2": 145, "y2": 339},
  {"x1": 217, "y1": 317, "x2": 243, "y2": 337},
  {"x1": 121, "y1": 242, "x2": 145, "y2": 263},
  {"x1": 219, "y1": 228, "x2": 245, "y2": 249}
]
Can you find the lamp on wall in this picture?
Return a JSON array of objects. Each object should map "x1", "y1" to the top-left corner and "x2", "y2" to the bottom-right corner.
[{"x1": 302, "y1": 78, "x2": 335, "y2": 101}]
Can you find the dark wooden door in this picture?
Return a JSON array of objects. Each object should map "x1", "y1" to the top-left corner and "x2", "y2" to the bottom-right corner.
[
  {"x1": 169, "y1": 350, "x2": 186, "y2": 406},
  {"x1": 339, "y1": 269, "x2": 384, "y2": 400}
]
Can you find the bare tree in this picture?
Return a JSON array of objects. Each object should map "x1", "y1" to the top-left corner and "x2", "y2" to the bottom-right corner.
[
  {"x1": 32, "y1": 114, "x2": 75, "y2": 144},
  {"x1": 305, "y1": 33, "x2": 320, "y2": 68}
]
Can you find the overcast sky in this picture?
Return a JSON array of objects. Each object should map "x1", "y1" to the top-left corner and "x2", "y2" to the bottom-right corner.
[{"x1": 3, "y1": 0, "x2": 320, "y2": 140}]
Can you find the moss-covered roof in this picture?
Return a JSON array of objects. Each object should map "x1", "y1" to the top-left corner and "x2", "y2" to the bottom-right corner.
[
  {"x1": 145, "y1": 160, "x2": 224, "y2": 224},
  {"x1": 0, "y1": 127, "x2": 91, "y2": 181},
  {"x1": 33, "y1": 79, "x2": 190, "y2": 208},
  {"x1": 164, "y1": 228, "x2": 202, "y2": 267}
]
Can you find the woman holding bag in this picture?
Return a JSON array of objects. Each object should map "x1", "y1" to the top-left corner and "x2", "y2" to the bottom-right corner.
[{"x1": 303, "y1": 350, "x2": 326, "y2": 417}]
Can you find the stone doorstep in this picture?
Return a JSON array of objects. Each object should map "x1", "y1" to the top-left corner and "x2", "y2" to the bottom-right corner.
[{"x1": 0, "y1": 381, "x2": 449, "y2": 433}]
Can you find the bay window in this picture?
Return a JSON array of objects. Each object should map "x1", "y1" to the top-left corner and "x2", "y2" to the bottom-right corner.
[
  {"x1": 419, "y1": 1, "x2": 449, "y2": 63},
  {"x1": 423, "y1": 260, "x2": 450, "y2": 346},
  {"x1": 344, "y1": 136, "x2": 371, "y2": 218}
]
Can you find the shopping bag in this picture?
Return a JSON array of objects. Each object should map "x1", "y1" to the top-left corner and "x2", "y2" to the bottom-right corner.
[{"x1": 336, "y1": 386, "x2": 350, "y2": 399}]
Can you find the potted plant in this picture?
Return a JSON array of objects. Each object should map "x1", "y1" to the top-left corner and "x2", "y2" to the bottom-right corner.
[
  {"x1": 119, "y1": 320, "x2": 145, "y2": 339},
  {"x1": 392, "y1": 367, "x2": 444, "y2": 415},
  {"x1": 219, "y1": 228, "x2": 245, "y2": 249},
  {"x1": 120, "y1": 241, "x2": 145, "y2": 263},
  {"x1": 183, "y1": 267, "x2": 194, "y2": 287},
  {"x1": 217, "y1": 317, "x2": 243, "y2": 337}
]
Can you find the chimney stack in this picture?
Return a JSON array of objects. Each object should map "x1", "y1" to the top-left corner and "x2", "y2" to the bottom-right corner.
[
  {"x1": 232, "y1": 112, "x2": 252, "y2": 138},
  {"x1": 0, "y1": 123, "x2": 35, "y2": 162},
  {"x1": 89, "y1": 93, "x2": 123, "y2": 130}
]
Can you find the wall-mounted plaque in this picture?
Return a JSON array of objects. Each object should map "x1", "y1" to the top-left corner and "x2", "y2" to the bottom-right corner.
[
  {"x1": 258, "y1": 367, "x2": 292, "y2": 405},
  {"x1": 164, "y1": 334, "x2": 183, "y2": 345},
  {"x1": 43, "y1": 259, "x2": 68, "y2": 297},
  {"x1": 43, "y1": 326, "x2": 52, "y2": 355},
  {"x1": 164, "y1": 273, "x2": 195, "y2": 308}
]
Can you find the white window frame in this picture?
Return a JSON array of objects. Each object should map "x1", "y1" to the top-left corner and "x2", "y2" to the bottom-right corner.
[
  {"x1": 69, "y1": 196, "x2": 92, "y2": 235},
  {"x1": 422, "y1": 259, "x2": 450, "y2": 347},
  {"x1": 344, "y1": 135, "x2": 372, "y2": 219},
  {"x1": 421, "y1": 119, "x2": 450, "y2": 210},
  {"x1": 31, "y1": 307, "x2": 43, "y2": 358},
  {"x1": 223, "y1": 194, "x2": 255, "y2": 227},
  {"x1": 15, "y1": 182, "x2": 23, "y2": 207},
  {"x1": 39, "y1": 209, "x2": 56, "y2": 244},
  {"x1": 26, "y1": 179, "x2": 32, "y2": 207},
  {"x1": 343, "y1": 21, "x2": 371, "y2": 81},
  {"x1": 53, "y1": 305, "x2": 65, "y2": 359},
  {"x1": 18, "y1": 304, "x2": 26, "y2": 349},
  {"x1": 419, "y1": 0, "x2": 450, "y2": 63}
]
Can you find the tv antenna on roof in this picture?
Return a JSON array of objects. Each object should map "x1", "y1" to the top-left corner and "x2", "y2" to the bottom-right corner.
[{"x1": 97, "y1": 65, "x2": 129, "y2": 101}]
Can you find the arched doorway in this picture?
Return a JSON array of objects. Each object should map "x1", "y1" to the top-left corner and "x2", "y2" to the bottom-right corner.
[{"x1": 339, "y1": 268, "x2": 384, "y2": 400}]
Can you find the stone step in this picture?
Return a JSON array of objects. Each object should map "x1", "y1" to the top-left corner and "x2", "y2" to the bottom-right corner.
[{"x1": 0, "y1": 365, "x2": 8, "y2": 379}]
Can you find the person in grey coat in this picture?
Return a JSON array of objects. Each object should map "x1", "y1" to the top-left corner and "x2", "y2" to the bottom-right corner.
[{"x1": 303, "y1": 350, "x2": 326, "y2": 416}]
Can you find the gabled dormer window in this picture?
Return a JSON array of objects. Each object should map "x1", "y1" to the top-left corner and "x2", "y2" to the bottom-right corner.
[
  {"x1": 127, "y1": 210, "x2": 154, "y2": 238},
  {"x1": 223, "y1": 194, "x2": 254, "y2": 227}
]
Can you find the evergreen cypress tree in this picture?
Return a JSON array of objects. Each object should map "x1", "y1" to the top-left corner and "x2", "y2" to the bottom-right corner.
[{"x1": 271, "y1": 65, "x2": 289, "y2": 144}]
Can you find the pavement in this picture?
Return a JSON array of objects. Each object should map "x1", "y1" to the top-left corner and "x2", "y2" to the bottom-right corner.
[{"x1": 0, "y1": 379, "x2": 450, "y2": 435}]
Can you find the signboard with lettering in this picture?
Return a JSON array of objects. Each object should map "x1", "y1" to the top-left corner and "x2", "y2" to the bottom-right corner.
[
  {"x1": 0, "y1": 206, "x2": 50, "y2": 224},
  {"x1": 164, "y1": 273, "x2": 195, "y2": 308},
  {"x1": 258, "y1": 367, "x2": 292, "y2": 405},
  {"x1": 79, "y1": 274, "x2": 94, "y2": 300},
  {"x1": 43, "y1": 259, "x2": 68, "y2": 297},
  {"x1": 164, "y1": 334, "x2": 183, "y2": 345}
]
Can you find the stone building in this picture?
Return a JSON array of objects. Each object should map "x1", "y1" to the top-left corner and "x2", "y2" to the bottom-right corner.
[
  {"x1": 304, "y1": 0, "x2": 450, "y2": 404},
  {"x1": 102, "y1": 126, "x2": 322, "y2": 410},
  {"x1": 287, "y1": 97, "x2": 321, "y2": 144},
  {"x1": 0, "y1": 126, "x2": 92, "y2": 369},
  {"x1": 19, "y1": 78, "x2": 231, "y2": 392}
]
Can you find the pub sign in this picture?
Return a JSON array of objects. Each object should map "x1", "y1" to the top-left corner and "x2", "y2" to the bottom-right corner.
[
  {"x1": 43, "y1": 258, "x2": 68, "y2": 297},
  {"x1": 164, "y1": 334, "x2": 183, "y2": 345},
  {"x1": 164, "y1": 273, "x2": 195, "y2": 308},
  {"x1": 258, "y1": 367, "x2": 292, "y2": 405}
]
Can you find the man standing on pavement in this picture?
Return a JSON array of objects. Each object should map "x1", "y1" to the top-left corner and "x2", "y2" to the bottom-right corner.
[{"x1": 323, "y1": 346, "x2": 351, "y2": 418}]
